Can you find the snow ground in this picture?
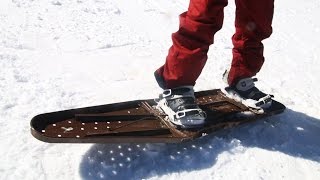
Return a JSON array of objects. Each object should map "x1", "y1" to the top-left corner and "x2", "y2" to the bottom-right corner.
[{"x1": 0, "y1": 0, "x2": 320, "y2": 179}]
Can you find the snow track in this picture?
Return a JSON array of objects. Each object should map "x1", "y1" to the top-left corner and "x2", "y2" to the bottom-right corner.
[{"x1": 0, "y1": 0, "x2": 320, "y2": 179}]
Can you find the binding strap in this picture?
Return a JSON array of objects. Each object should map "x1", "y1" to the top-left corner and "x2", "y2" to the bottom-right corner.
[
  {"x1": 174, "y1": 109, "x2": 206, "y2": 120},
  {"x1": 255, "y1": 94, "x2": 274, "y2": 107}
]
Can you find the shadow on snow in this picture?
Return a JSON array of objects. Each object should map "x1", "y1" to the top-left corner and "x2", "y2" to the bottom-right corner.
[{"x1": 79, "y1": 109, "x2": 320, "y2": 179}]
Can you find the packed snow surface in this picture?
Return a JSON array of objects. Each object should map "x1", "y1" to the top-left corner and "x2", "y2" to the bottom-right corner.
[{"x1": 0, "y1": 0, "x2": 320, "y2": 179}]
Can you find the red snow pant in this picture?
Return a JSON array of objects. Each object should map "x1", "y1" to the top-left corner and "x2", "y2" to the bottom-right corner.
[{"x1": 155, "y1": 0, "x2": 274, "y2": 88}]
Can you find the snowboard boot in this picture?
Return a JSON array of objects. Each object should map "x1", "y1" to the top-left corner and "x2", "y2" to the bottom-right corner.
[
  {"x1": 156, "y1": 86, "x2": 206, "y2": 128},
  {"x1": 222, "y1": 70, "x2": 274, "y2": 112}
]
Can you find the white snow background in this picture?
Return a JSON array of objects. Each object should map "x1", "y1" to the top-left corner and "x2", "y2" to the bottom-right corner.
[{"x1": 1, "y1": 0, "x2": 320, "y2": 179}]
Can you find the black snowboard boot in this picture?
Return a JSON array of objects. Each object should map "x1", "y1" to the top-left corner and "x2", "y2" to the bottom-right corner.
[
  {"x1": 156, "y1": 86, "x2": 206, "y2": 128},
  {"x1": 222, "y1": 70, "x2": 273, "y2": 112}
]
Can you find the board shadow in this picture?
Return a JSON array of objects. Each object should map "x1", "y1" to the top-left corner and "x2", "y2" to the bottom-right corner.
[{"x1": 79, "y1": 109, "x2": 320, "y2": 179}]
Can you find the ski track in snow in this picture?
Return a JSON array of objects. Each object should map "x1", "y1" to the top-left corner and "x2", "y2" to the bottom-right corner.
[{"x1": 0, "y1": 0, "x2": 320, "y2": 180}]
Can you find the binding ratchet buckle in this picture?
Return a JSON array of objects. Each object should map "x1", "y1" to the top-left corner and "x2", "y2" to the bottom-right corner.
[{"x1": 255, "y1": 94, "x2": 274, "y2": 107}]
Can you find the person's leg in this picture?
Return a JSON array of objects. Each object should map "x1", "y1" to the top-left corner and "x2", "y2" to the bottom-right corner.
[
  {"x1": 155, "y1": 0, "x2": 228, "y2": 89},
  {"x1": 228, "y1": 0, "x2": 274, "y2": 86}
]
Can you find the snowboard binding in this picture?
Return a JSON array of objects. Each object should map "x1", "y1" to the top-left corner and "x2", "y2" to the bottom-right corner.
[
  {"x1": 156, "y1": 86, "x2": 206, "y2": 128},
  {"x1": 222, "y1": 70, "x2": 275, "y2": 114}
]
